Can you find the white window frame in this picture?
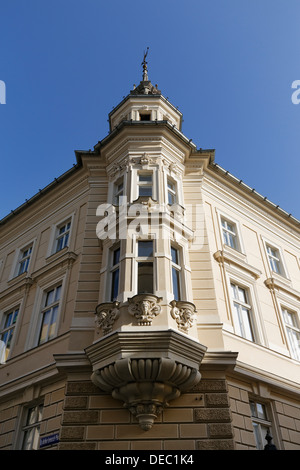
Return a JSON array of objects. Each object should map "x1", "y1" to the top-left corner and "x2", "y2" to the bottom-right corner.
[
  {"x1": 281, "y1": 305, "x2": 300, "y2": 361},
  {"x1": 264, "y1": 241, "x2": 288, "y2": 278},
  {"x1": 26, "y1": 276, "x2": 66, "y2": 349},
  {"x1": 217, "y1": 210, "x2": 245, "y2": 254},
  {"x1": 37, "y1": 284, "x2": 62, "y2": 346},
  {"x1": 109, "y1": 244, "x2": 121, "y2": 301},
  {"x1": 250, "y1": 400, "x2": 274, "y2": 450},
  {"x1": 229, "y1": 281, "x2": 256, "y2": 342},
  {"x1": 47, "y1": 214, "x2": 74, "y2": 257},
  {"x1": 20, "y1": 402, "x2": 44, "y2": 450},
  {"x1": 135, "y1": 238, "x2": 155, "y2": 295},
  {"x1": 0, "y1": 305, "x2": 20, "y2": 362},
  {"x1": 113, "y1": 176, "x2": 124, "y2": 205},
  {"x1": 131, "y1": 167, "x2": 158, "y2": 202},
  {"x1": 9, "y1": 239, "x2": 36, "y2": 280},
  {"x1": 170, "y1": 243, "x2": 182, "y2": 301},
  {"x1": 167, "y1": 177, "x2": 177, "y2": 205}
]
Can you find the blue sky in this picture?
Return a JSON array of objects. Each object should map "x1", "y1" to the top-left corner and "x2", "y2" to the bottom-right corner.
[{"x1": 1, "y1": 0, "x2": 300, "y2": 220}]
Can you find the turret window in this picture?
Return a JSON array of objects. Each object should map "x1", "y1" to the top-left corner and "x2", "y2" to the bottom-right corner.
[{"x1": 139, "y1": 112, "x2": 151, "y2": 121}]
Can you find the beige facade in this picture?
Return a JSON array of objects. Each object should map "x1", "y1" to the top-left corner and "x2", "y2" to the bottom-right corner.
[{"x1": 0, "y1": 61, "x2": 300, "y2": 451}]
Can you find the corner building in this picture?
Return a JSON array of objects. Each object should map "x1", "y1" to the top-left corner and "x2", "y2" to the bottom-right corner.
[{"x1": 1, "y1": 62, "x2": 300, "y2": 451}]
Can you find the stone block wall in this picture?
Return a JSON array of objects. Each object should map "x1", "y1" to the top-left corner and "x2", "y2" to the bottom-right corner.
[{"x1": 58, "y1": 375, "x2": 235, "y2": 450}]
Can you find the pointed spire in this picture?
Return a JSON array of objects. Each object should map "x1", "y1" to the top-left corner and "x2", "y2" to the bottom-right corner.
[{"x1": 142, "y1": 47, "x2": 149, "y2": 81}]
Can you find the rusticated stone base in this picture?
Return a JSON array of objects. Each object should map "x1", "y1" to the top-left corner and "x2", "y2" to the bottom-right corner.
[{"x1": 57, "y1": 373, "x2": 236, "y2": 450}]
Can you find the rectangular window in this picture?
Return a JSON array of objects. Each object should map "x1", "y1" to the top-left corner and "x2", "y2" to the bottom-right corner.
[
  {"x1": 0, "y1": 307, "x2": 19, "y2": 361},
  {"x1": 137, "y1": 240, "x2": 154, "y2": 294},
  {"x1": 110, "y1": 247, "x2": 120, "y2": 301},
  {"x1": 282, "y1": 307, "x2": 300, "y2": 360},
  {"x1": 230, "y1": 283, "x2": 255, "y2": 341},
  {"x1": 221, "y1": 217, "x2": 239, "y2": 250},
  {"x1": 266, "y1": 244, "x2": 283, "y2": 275},
  {"x1": 18, "y1": 245, "x2": 33, "y2": 275},
  {"x1": 22, "y1": 403, "x2": 44, "y2": 450},
  {"x1": 113, "y1": 177, "x2": 124, "y2": 205},
  {"x1": 167, "y1": 178, "x2": 177, "y2": 205},
  {"x1": 250, "y1": 401, "x2": 273, "y2": 450},
  {"x1": 138, "y1": 173, "x2": 153, "y2": 198},
  {"x1": 55, "y1": 221, "x2": 71, "y2": 253},
  {"x1": 38, "y1": 285, "x2": 61, "y2": 345},
  {"x1": 171, "y1": 246, "x2": 181, "y2": 300}
]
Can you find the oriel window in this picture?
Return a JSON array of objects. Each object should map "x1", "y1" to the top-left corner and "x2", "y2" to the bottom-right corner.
[
  {"x1": 138, "y1": 173, "x2": 153, "y2": 198},
  {"x1": 137, "y1": 240, "x2": 154, "y2": 294},
  {"x1": 110, "y1": 246, "x2": 120, "y2": 301},
  {"x1": 113, "y1": 177, "x2": 124, "y2": 205},
  {"x1": 171, "y1": 245, "x2": 181, "y2": 300},
  {"x1": 167, "y1": 178, "x2": 177, "y2": 205}
]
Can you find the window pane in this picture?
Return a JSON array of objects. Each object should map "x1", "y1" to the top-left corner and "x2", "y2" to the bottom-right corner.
[
  {"x1": 113, "y1": 247, "x2": 120, "y2": 266},
  {"x1": 48, "y1": 306, "x2": 58, "y2": 340},
  {"x1": 45, "y1": 289, "x2": 54, "y2": 307},
  {"x1": 171, "y1": 247, "x2": 178, "y2": 264},
  {"x1": 172, "y1": 267, "x2": 181, "y2": 301},
  {"x1": 54, "y1": 285, "x2": 62, "y2": 302},
  {"x1": 139, "y1": 175, "x2": 152, "y2": 183},
  {"x1": 39, "y1": 310, "x2": 50, "y2": 344},
  {"x1": 138, "y1": 241, "x2": 153, "y2": 257},
  {"x1": 139, "y1": 186, "x2": 152, "y2": 197},
  {"x1": 111, "y1": 268, "x2": 119, "y2": 301},
  {"x1": 138, "y1": 262, "x2": 153, "y2": 294},
  {"x1": 287, "y1": 328, "x2": 300, "y2": 360}
]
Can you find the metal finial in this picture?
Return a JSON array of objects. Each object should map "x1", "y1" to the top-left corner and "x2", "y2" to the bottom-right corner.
[
  {"x1": 264, "y1": 429, "x2": 277, "y2": 450},
  {"x1": 142, "y1": 47, "x2": 149, "y2": 81}
]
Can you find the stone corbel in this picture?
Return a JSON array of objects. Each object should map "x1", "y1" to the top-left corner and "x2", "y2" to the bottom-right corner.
[
  {"x1": 91, "y1": 356, "x2": 201, "y2": 431},
  {"x1": 95, "y1": 301, "x2": 120, "y2": 335},
  {"x1": 170, "y1": 300, "x2": 197, "y2": 333},
  {"x1": 128, "y1": 294, "x2": 162, "y2": 325}
]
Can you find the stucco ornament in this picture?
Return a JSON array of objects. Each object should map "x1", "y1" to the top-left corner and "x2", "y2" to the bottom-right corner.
[
  {"x1": 128, "y1": 294, "x2": 162, "y2": 325},
  {"x1": 95, "y1": 301, "x2": 120, "y2": 335},
  {"x1": 170, "y1": 300, "x2": 197, "y2": 333}
]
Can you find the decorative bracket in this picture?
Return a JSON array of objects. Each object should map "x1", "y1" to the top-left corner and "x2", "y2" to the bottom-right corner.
[
  {"x1": 170, "y1": 300, "x2": 197, "y2": 333},
  {"x1": 95, "y1": 301, "x2": 120, "y2": 335},
  {"x1": 128, "y1": 294, "x2": 162, "y2": 325}
]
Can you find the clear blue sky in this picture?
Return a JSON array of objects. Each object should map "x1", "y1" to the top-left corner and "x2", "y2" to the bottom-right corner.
[{"x1": 1, "y1": 0, "x2": 300, "y2": 220}]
